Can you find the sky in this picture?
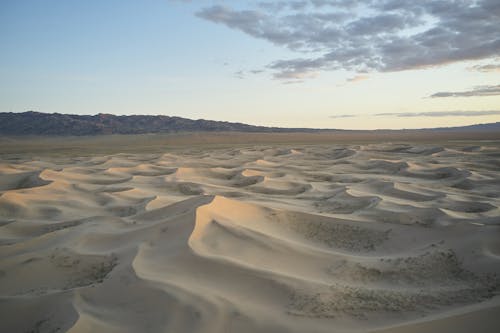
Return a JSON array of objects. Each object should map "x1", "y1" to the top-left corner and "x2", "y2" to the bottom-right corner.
[{"x1": 0, "y1": 0, "x2": 499, "y2": 130}]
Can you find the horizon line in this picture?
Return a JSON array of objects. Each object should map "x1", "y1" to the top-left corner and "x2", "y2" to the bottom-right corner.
[{"x1": 2, "y1": 110, "x2": 500, "y2": 132}]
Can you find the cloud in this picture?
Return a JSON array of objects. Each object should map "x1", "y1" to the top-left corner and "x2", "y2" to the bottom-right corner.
[
  {"x1": 468, "y1": 63, "x2": 500, "y2": 73},
  {"x1": 429, "y1": 84, "x2": 500, "y2": 98},
  {"x1": 273, "y1": 69, "x2": 318, "y2": 80},
  {"x1": 234, "y1": 70, "x2": 245, "y2": 79},
  {"x1": 331, "y1": 110, "x2": 500, "y2": 118},
  {"x1": 329, "y1": 114, "x2": 358, "y2": 118},
  {"x1": 196, "y1": 1, "x2": 500, "y2": 79},
  {"x1": 232, "y1": 69, "x2": 266, "y2": 79},
  {"x1": 282, "y1": 80, "x2": 306, "y2": 84},
  {"x1": 346, "y1": 75, "x2": 369, "y2": 83}
]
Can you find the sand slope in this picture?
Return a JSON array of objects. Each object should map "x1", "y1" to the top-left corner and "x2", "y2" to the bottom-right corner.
[{"x1": 1, "y1": 141, "x2": 500, "y2": 332}]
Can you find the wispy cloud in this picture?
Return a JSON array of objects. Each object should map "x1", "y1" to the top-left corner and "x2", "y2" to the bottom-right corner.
[
  {"x1": 273, "y1": 69, "x2": 318, "y2": 80},
  {"x1": 196, "y1": 1, "x2": 500, "y2": 80},
  {"x1": 469, "y1": 63, "x2": 500, "y2": 73},
  {"x1": 331, "y1": 110, "x2": 500, "y2": 118},
  {"x1": 330, "y1": 114, "x2": 358, "y2": 118},
  {"x1": 282, "y1": 80, "x2": 305, "y2": 85},
  {"x1": 429, "y1": 84, "x2": 500, "y2": 98},
  {"x1": 234, "y1": 70, "x2": 245, "y2": 79},
  {"x1": 346, "y1": 75, "x2": 369, "y2": 83}
]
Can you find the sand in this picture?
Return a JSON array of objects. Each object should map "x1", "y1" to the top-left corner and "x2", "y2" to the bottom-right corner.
[{"x1": 1, "y1": 135, "x2": 500, "y2": 332}]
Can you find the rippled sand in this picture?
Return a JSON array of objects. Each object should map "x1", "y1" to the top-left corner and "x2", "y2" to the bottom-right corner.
[{"x1": 1, "y1": 138, "x2": 500, "y2": 332}]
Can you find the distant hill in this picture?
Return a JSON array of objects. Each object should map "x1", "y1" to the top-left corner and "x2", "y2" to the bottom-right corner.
[
  {"x1": 0, "y1": 111, "x2": 499, "y2": 136},
  {"x1": 0, "y1": 111, "x2": 314, "y2": 135},
  {"x1": 426, "y1": 122, "x2": 500, "y2": 132}
]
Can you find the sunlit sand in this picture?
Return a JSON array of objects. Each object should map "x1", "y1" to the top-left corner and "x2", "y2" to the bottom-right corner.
[{"x1": 1, "y1": 134, "x2": 499, "y2": 332}]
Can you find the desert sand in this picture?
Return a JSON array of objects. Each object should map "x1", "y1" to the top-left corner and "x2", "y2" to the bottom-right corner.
[{"x1": 1, "y1": 134, "x2": 499, "y2": 332}]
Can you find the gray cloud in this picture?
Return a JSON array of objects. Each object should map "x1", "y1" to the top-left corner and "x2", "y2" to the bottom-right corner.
[
  {"x1": 430, "y1": 84, "x2": 500, "y2": 98},
  {"x1": 282, "y1": 80, "x2": 306, "y2": 84},
  {"x1": 234, "y1": 70, "x2": 245, "y2": 79},
  {"x1": 329, "y1": 114, "x2": 358, "y2": 118},
  {"x1": 196, "y1": 1, "x2": 500, "y2": 79},
  {"x1": 273, "y1": 69, "x2": 318, "y2": 80},
  {"x1": 331, "y1": 110, "x2": 500, "y2": 118},
  {"x1": 469, "y1": 63, "x2": 500, "y2": 72}
]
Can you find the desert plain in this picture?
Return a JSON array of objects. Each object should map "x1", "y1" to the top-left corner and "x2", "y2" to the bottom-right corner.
[{"x1": 1, "y1": 133, "x2": 500, "y2": 333}]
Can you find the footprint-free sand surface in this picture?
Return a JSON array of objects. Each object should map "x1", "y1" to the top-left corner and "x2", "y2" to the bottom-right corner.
[{"x1": 1, "y1": 135, "x2": 500, "y2": 332}]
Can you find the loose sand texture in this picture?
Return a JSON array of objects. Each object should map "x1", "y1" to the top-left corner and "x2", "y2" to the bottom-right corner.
[{"x1": 0, "y1": 134, "x2": 500, "y2": 332}]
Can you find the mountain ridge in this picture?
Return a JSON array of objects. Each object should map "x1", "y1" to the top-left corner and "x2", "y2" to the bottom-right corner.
[{"x1": 1, "y1": 111, "x2": 499, "y2": 136}]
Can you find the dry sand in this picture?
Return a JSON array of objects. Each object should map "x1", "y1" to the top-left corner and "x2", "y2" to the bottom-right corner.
[{"x1": 1, "y1": 134, "x2": 500, "y2": 332}]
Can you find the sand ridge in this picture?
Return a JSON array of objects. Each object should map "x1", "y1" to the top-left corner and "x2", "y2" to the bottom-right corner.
[{"x1": 1, "y1": 141, "x2": 500, "y2": 332}]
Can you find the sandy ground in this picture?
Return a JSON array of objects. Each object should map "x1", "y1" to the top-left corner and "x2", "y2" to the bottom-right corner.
[{"x1": 1, "y1": 135, "x2": 500, "y2": 332}]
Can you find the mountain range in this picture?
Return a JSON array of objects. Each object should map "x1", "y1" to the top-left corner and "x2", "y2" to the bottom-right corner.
[{"x1": 1, "y1": 111, "x2": 499, "y2": 136}]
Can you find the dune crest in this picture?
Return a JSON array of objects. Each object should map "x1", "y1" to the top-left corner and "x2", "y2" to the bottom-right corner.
[{"x1": 1, "y1": 142, "x2": 500, "y2": 332}]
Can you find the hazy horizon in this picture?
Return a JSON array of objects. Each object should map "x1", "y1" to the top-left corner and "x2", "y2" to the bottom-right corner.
[
  {"x1": 1, "y1": 0, "x2": 499, "y2": 130},
  {"x1": 3, "y1": 109, "x2": 500, "y2": 132}
]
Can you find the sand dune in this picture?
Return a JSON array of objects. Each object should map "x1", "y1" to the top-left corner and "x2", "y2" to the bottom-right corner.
[{"x1": 1, "y1": 140, "x2": 500, "y2": 332}]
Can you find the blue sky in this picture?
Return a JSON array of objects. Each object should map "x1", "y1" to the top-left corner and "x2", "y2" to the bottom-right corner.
[{"x1": 1, "y1": 0, "x2": 499, "y2": 129}]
